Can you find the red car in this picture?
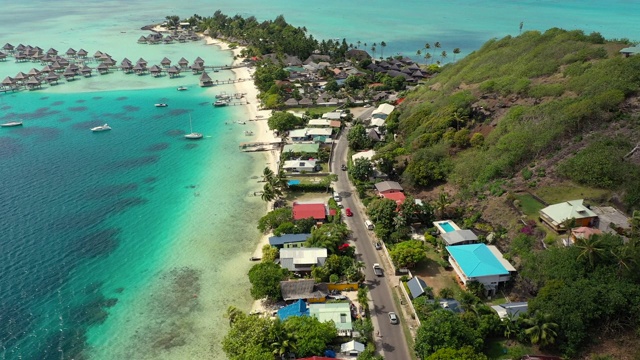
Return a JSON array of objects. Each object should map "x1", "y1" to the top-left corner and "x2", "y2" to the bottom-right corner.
[{"x1": 345, "y1": 208, "x2": 353, "y2": 217}]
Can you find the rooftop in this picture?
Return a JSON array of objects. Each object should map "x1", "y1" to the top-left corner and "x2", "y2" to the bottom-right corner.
[
  {"x1": 292, "y1": 202, "x2": 327, "y2": 220},
  {"x1": 375, "y1": 181, "x2": 403, "y2": 193},
  {"x1": 283, "y1": 143, "x2": 320, "y2": 154},
  {"x1": 441, "y1": 229, "x2": 479, "y2": 246},
  {"x1": 540, "y1": 199, "x2": 597, "y2": 225},
  {"x1": 406, "y1": 277, "x2": 429, "y2": 299},
  {"x1": 309, "y1": 302, "x2": 353, "y2": 332},
  {"x1": 447, "y1": 243, "x2": 512, "y2": 277},
  {"x1": 269, "y1": 233, "x2": 312, "y2": 246},
  {"x1": 277, "y1": 299, "x2": 309, "y2": 320}
]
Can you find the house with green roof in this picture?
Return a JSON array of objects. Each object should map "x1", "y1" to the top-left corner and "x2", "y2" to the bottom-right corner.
[
  {"x1": 539, "y1": 199, "x2": 598, "y2": 233},
  {"x1": 309, "y1": 302, "x2": 353, "y2": 336},
  {"x1": 446, "y1": 243, "x2": 516, "y2": 296}
]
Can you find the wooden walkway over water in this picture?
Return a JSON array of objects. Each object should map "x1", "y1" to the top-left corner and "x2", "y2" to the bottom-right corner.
[{"x1": 239, "y1": 141, "x2": 282, "y2": 152}]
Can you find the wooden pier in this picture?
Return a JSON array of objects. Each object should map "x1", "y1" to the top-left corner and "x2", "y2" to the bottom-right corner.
[{"x1": 239, "y1": 141, "x2": 282, "y2": 152}]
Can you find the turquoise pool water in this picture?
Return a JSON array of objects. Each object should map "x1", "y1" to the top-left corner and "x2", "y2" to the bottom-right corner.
[
  {"x1": 288, "y1": 180, "x2": 301, "y2": 186},
  {"x1": 439, "y1": 221, "x2": 456, "y2": 233}
]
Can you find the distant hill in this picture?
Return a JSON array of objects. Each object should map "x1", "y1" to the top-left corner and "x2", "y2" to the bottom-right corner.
[{"x1": 384, "y1": 28, "x2": 640, "y2": 211}]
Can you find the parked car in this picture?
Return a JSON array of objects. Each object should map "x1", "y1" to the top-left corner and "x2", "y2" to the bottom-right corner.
[
  {"x1": 388, "y1": 312, "x2": 399, "y2": 324},
  {"x1": 336, "y1": 200, "x2": 343, "y2": 208},
  {"x1": 327, "y1": 294, "x2": 348, "y2": 300},
  {"x1": 333, "y1": 191, "x2": 341, "y2": 201},
  {"x1": 375, "y1": 242, "x2": 382, "y2": 250},
  {"x1": 373, "y1": 263, "x2": 383, "y2": 276},
  {"x1": 341, "y1": 164, "x2": 347, "y2": 171},
  {"x1": 345, "y1": 208, "x2": 353, "y2": 217}
]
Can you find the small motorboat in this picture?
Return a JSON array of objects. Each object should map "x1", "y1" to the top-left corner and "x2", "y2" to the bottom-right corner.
[
  {"x1": 91, "y1": 124, "x2": 111, "y2": 132},
  {"x1": 1, "y1": 121, "x2": 23, "y2": 127},
  {"x1": 155, "y1": 103, "x2": 168, "y2": 107},
  {"x1": 177, "y1": 86, "x2": 187, "y2": 91},
  {"x1": 213, "y1": 99, "x2": 229, "y2": 107}
]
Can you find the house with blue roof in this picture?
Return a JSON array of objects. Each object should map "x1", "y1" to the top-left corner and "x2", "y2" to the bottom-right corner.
[
  {"x1": 277, "y1": 299, "x2": 310, "y2": 320},
  {"x1": 269, "y1": 233, "x2": 312, "y2": 248},
  {"x1": 446, "y1": 243, "x2": 516, "y2": 296}
]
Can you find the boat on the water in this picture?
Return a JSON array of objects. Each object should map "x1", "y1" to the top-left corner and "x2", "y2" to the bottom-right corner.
[
  {"x1": 91, "y1": 124, "x2": 111, "y2": 132},
  {"x1": 155, "y1": 103, "x2": 168, "y2": 107},
  {"x1": 215, "y1": 92, "x2": 230, "y2": 99},
  {"x1": 213, "y1": 99, "x2": 229, "y2": 107},
  {"x1": 177, "y1": 86, "x2": 187, "y2": 91},
  {"x1": 184, "y1": 115, "x2": 202, "y2": 140},
  {"x1": 1, "y1": 121, "x2": 23, "y2": 127}
]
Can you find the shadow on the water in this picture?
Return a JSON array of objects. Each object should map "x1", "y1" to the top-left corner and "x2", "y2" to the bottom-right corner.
[{"x1": 165, "y1": 129, "x2": 185, "y2": 136}]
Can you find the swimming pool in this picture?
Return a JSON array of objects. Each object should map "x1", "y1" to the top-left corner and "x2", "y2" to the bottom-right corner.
[
  {"x1": 439, "y1": 221, "x2": 456, "y2": 233},
  {"x1": 288, "y1": 180, "x2": 301, "y2": 186}
]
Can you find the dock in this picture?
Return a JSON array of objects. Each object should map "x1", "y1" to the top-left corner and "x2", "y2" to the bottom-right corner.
[{"x1": 239, "y1": 141, "x2": 282, "y2": 152}]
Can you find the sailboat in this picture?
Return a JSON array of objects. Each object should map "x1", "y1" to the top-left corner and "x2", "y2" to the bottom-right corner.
[
  {"x1": 1, "y1": 120, "x2": 23, "y2": 127},
  {"x1": 184, "y1": 114, "x2": 202, "y2": 139}
]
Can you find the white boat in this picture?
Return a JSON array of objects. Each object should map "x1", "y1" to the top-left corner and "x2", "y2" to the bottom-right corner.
[
  {"x1": 1, "y1": 121, "x2": 23, "y2": 127},
  {"x1": 213, "y1": 99, "x2": 229, "y2": 107},
  {"x1": 215, "y1": 92, "x2": 230, "y2": 99},
  {"x1": 177, "y1": 86, "x2": 187, "y2": 91},
  {"x1": 155, "y1": 103, "x2": 168, "y2": 107},
  {"x1": 184, "y1": 115, "x2": 202, "y2": 139},
  {"x1": 91, "y1": 124, "x2": 111, "y2": 132}
]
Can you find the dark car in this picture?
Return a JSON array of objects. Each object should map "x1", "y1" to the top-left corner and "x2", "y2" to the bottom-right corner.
[
  {"x1": 345, "y1": 208, "x2": 353, "y2": 217},
  {"x1": 341, "y1": 164, "x2": 347, "y2": 171}
]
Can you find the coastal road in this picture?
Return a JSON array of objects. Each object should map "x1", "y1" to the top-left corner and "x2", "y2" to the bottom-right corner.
[{"x1": 331, "y1": 110, "x2": 412, "y2": 360}]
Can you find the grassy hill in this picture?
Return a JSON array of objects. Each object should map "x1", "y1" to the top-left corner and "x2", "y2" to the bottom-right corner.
[{"x1": 383, "y1": 28, "x2": 640, "y2": 213}]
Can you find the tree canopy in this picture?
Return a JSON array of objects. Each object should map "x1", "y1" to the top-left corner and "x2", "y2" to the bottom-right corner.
[
  {"x1": 267, "y1": 111, "x2": 305, "y2": 132},
  {"x1": 248, "y1": 261, "x2": 289, "y2": 300},
  {"x1": 389, "y1": 239, "x2": 428, "y2": 268},
  {"x1": 414, "y1": 310, "x2": 483, "y2": 358}
]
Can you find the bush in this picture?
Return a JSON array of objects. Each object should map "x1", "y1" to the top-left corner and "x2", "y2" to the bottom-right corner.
[{"x1": 521, "y1": 168, "x2": 533, "y2": 180}]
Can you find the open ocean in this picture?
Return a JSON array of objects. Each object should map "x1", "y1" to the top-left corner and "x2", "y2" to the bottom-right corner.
[{"x1": 0, "y1": 1, "x2": 638, "y2": 359}]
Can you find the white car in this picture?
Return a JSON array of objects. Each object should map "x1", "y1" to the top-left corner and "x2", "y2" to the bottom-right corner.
[{"x1": 336, "y1": 201, "x2": 344, "y2": 208}]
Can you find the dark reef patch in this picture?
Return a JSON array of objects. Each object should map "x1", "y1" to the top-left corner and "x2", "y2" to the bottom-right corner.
[
  {"x1": 0, "y1": 105, "x2": 11, "y2": 111},
  {"x1": 74, "y1": 228, "x2": 121, "y2": 258},
  {"x1": 68, "y1": 106, "x2": 88, "y2": 112},
  {"x1": 92, "y1": 96, "x2": 102, "y2": 100},
  {"x1": 116, "y1": 96, "x2": 127, "y2": 101},
  {"x1": 76, "y1": 99, "x2": 86, "y2": 103},
  {"x1": 165, "y1": 129, "x2": 185, "y2": 136},
  {"x1": 168, "y1": 108, "x2": 189, "y2": 116},
  {"x1": 142, "y1": 176, "x2": 158, "y2": 184},
  {"x1": 51, "y1": 101, "x2": 64, "y2": 106},
  {"x1": 122, "y1": 105, "x2": 140, "y2": 112},
  {"x1": 107, "y1": 155, "x2": 160, "y2": 169},
  {"x1": 40, "y1": 96, "x2": 49, "y2": 100},
  {"x1": 146, "y1": 142, "x2": 170, "y2": 152},
  {"x1": 58, "y1": 116, "x2": 72, "y2": 123},
  {"x1": 19, "y1": 127, "x2": 61, "y2": 141},
  {"x1": 184, "y1": 143, "x2": 199, "y2": 150}
]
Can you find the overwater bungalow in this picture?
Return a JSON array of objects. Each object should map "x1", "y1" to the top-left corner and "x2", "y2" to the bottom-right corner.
[
  {"x1": 3, "y1": 43, "x2": 14, "y2": 53},
  {"x1": 199, "y1": 71, "x2": 213, "y2": 87},
  {"x1": 77, "y1": 49, "x2": 88, "y2": 58},
  {"x1": 63, "y1": 67, "x2": 77, "y2": 80},
  {"x1": 103, "y1": 58, "x2": 116, "y2": 67},
  {"x1": 45, "y1": 73, "x2": 60, "y2": 85},
  {"x1": 2, "y1": 76, "x2": 15, "y2": 88},
  {"x1": 97, "y1": 63, "x2": 109, "y2": 74},
  {"x1": 81, "y1": 64, "x2": 93, "y2": 77},
  {"x1": 46, "y1": 48, "x2": 58, "y2": 56},
  {"x1": 51, "y1": 61, "x2": 63, "y2": 72},
  {"x1": 137, "y1": 35, "x2": 148, "y2": 44},
  {"x1": 190, "y1": 62, "x2": 203, "y2": 74},
  {"x1": 93, "y1": 51, "x2": 103, "y2": 59},
  {"x1": 68, "y1": 63, "x2": 79, "y2": 72},
  {"x1": 133, "y1": 63, "x2": 146, "y2": 75},
  {"x1": 66, "y1": 48, "x2": 77, "y2": 57},
  {"x1": 15, "y1": 53, "x2": 28, "y2": 63},
  {"x1": 167, "y1": 66, "x2": 181, "y2": 78},
  {"x1": 177, "y1": 35, "x2": 187, "y2": 43},
  {"x1": 27, "y1": 68, "x2": 40, "y2": 77},
  {"x1": 149, "y1": 65, "x2": 162, "y2": 77},
  {"x1": 163, "y1": 36, "x2": 174, "y2": 44},
  {"x1": 30, "y1": 51, "x2": 44, "y2": 62},
  {"x1": 190, "y1": 34, "x2": 199, "y2": 41},
  {"x1": 58, "y1": 58, "x2": 70, "y2": 67},
  {"x1": 194, "y1": 56, "x2": 204, "y2": 64},
  {"x1": 120, "y1": 62, "x2": 133, "y2": 74},
  {"x1": 26, "y1": 76, "x2": 42, "y2": 90},
  {"x1": 161, "y1": 57, "x2": 171, "y2": 67},
  {"x1": 137, "y1": 57, "x2": 148, "y2": 67},
  {"x1": 0, "y1": 52, "x2": 7, "y2": 61},
  {"x1": 14, "y1": 72, "x2": 28, "y2": 84},
  {"x1": 15, "y1": 44, "x2": 26, "y2": 52},
  {"x1": 41, "y1": 64, "x2": 54, "y2": 73},
  {"x1": 178, "y1": 57, "x2": 189, "y2": 68}
]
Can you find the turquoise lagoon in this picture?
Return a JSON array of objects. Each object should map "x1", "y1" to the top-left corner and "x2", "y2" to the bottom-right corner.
[{"x1": 2, "y1": 0, "x2": 640, "y2": 359}]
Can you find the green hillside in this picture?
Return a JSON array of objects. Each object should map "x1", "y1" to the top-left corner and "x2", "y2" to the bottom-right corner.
[{"x1": 384, "y1": 28, "x2": 640, "y2": 211}]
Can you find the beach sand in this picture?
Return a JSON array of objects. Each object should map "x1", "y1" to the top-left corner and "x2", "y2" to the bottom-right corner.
[{"x1": 205, "y1": 37, "x2": 282, "y2": 315}]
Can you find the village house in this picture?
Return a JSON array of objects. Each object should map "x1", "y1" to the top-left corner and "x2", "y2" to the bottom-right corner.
[
  {"x1": 446, "y1": 243, "x2": 516, "y2": 296},
  {"x1": 568, "y1": 226, "x2": 602, "y2": 245},
  {"x1": 375, "y1": 180, "x2": 403, "y2": 195},
  {"x1": 269, "y1": 233, "x2": 312, "y2": 248},
  {"x1": 279, "y1": 247, "x2": 328, "y2": 272},
  {"x1": 539, "y1": 199, "x2": 598, "y2": 232},
  {"x1": 340, "y1": 340, "x2": 366, "y2": 357},
  {"x1": 292, "y1": 202, "x2": 335, "y2": 222},
  {"x1": 491, "y1": 302, "x2": 529, "y2": 320},
  {"x1": 440, "y1": 229, "x2": 480, "y2": 246},
  {"x1": 282, "y1": 159, "x2": 319, "y2": 173},
  {"x1": 406, "y1": 277, "x2": 430, "y2": 299},
  {"x1": 371, "y1": 103, "x2": 395, "y2": 120},
  {"x1": 279, "y1": 279, "x2": 327, "y2": 303},
  {"x1": 309, "y1": 302, "x2": 353, "y2": 337}
]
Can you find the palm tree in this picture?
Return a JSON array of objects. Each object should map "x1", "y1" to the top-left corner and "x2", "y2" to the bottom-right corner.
[
  {"x1": 225, "y1": 306, "x2": 243, "y2": 326},
  {"x1": 452, "y1": 47, "x2": 461, "y2": 61},
  {"x1": 503, "y1": 312, "x2": 519, "y2": 339},
  {"x1": 438, "y1": 287, "x2": 454, "y2": 299},
  {"x1": 371, "y1": 43, "x2": 376, "y2": 58},
  {"x1": 522, "y1": 311, "x2": 558, "y2": 346},
  {"x1": 261, "y1": 183, "x2": 276, "y2": 202},
  {"x1": 380, "y1": 41, "x2": 387, "y2": 59},
  {"x1": 424, "y1": 52, "x2": 432, "y2": 64},
  {"x1": 575, "y1": 234, "x2": 606, "y2": 267},
  {"x1": 440, "y1": 50, "x2": 447, "y2": 63},
  {"x1": 357, "y1": 40, "x2": 361, "y2": 49},
  {"x1": 262, "y1": 166, "x2": 275, "y2": 183},
  {"x1": 416, "y1": 49, "x2": 422, "y2": 59},
  {"x1": 435, "y1": 191, "x2": 451, "y2": 219},
  {"x1": 271, "y1": 326, "x2": 297, "y2": 358}
]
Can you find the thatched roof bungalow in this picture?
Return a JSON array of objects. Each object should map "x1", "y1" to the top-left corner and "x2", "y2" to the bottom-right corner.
[
  {"x1": 81, "y1": 64, "x2": 93, "y2": 77},
  {"x1": 97, "y1": 62, "x2": 109, "y2": 74},
  {"x1": 149, "y1": 64, "x2": 162, "y2": 77},
  {"x1": 77, "y1": 49, "x2": 88, "y2": 58},
  {"x1": 199, "y1": 71, "x2": 213, "y2": 87},
  {"x1": 66, "y1": 48, "x2": 77, "y2": 57},
  {"x1": 137, "y1": 36, "x2": 148, "y2": 44},
  {"x1": 3, "y1": 43, "x2": 14, "y2": 52},
  {"x1": 178, "y1": 57, "x2": 189, "y2": 68},
  {"x1": 26, "y1": 76, "x2": 42, "y2": 90},
  {"x1": 161, "y1": 57, "x2": 171, "y2": 67},
  {"x1": 167, "y1": 66, "x2": 181, "y2": 78}
]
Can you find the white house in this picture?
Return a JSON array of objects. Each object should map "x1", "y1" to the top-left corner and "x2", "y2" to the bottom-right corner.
[
  {"x1": 340, "y1": 340, "x2": 365, "y2": 356},
  {"x1": 371, "y1": 103, "x2": 395, "y2": 120},
  {"x1": 282, "y1": 159, "x2": 318, "y2": 172},
  {"x1": 279, "y1": 247, "x2": 327, "y2": 272}
]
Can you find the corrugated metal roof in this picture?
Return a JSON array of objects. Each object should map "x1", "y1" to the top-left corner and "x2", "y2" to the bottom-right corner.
[{"x1": 447, "y1": 244, "x2": 510, "y2": 277}]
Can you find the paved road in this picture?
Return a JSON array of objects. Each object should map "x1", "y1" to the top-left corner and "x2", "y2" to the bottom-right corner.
[{"x1": 331, "y1": 113, "x2": 412, "y2": 360}]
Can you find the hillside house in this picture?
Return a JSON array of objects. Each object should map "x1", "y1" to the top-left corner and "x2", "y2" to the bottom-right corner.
[
  {"x1": 539, "y1": 199, "x2": 598, "y2": 232},
  {"x1": 446, "y1": 243, "x2": 516, "y2": 296},
  {"x1": 375, "y1": 181, "x2": 403, "y2": 195}
]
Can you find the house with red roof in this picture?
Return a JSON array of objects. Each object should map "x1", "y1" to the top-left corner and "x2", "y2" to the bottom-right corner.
[
  {"x1": 292, "y1": 202, "x2": 335, "y2": 222},
  {"x1": 381, "y1": 192, "x2": 406, "y2": 208}
]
